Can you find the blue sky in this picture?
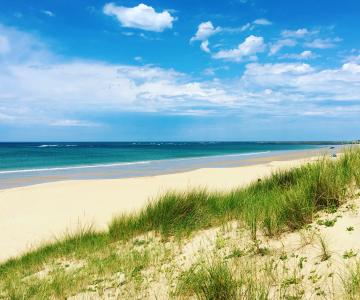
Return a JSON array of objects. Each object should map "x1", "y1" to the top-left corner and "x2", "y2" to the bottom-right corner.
[{"x1": 0, "y1": 0, "x2": 360, "y2": 141}]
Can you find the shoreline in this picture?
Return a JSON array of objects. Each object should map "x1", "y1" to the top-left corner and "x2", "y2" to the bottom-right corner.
[
  {"x1": 0, "y1": 146, "x2": 336, "y2": 190},
  {"x1": 0, "y1": 148, "x2": 336, "y2": 262}
]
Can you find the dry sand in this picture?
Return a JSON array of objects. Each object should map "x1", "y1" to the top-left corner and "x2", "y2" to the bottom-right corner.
[{"x1": 0, "y1": 154, "x2": 320, "y2": 262}]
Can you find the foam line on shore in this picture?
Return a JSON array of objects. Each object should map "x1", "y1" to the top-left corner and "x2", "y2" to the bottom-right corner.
[{"x1": 0, "y1": 151, "x2": 272, "y2": 175}]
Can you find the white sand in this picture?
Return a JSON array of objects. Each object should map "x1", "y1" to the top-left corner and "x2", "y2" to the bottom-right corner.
[{"x1": 0, "y1": 157, "x2": 314, "y2": 262}]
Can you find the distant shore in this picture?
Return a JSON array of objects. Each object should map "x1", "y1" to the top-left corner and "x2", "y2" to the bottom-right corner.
[{"x1": 0, "y1": 147, "x2": 338, "y2": 262}]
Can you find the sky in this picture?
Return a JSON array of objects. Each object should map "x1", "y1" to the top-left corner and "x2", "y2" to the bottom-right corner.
[{"x1": 0, "y1": 0, "x2": 360, "y2": 141}]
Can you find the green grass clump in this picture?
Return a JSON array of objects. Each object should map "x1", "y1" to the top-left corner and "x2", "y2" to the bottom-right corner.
[
  {"x1": 344, "y1": 262, "x2": 360, "y2": 299},
  {"x1": 109, "y1": 189, "x2": 217, "y2": 240},
  {"x1": 347, "y1": 226, "x2": 355, "y2": 232},
  {"x1": 177, "y1": 259, "x2": 271, "y2": 300},
  {"x1": 317, "y1": 218, "x2": 337, "y2": 227},
  {"x1": 318, "y1": 236, "x2": 331, "y2": 262},
  {"x1": 177, "y1": 261, "x2": 238, "y2": 300}
]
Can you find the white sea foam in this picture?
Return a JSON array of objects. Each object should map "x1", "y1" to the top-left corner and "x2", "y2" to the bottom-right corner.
[
  {"x1": 0, "y1": 161, "x2": 151, "y2": 174},
  {"x1": 36, "y1": 144, "x2": 78, "y2": 148},
  {"x1": 37, "y1": 144, "x2": 59, "y2": 148}
]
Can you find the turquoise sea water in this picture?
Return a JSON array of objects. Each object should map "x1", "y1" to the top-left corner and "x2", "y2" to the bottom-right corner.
[
  {"x1": 0, "y1": 142, "x2": 342, "y2": 189},
  {"x1": 0, "y1": 142, "x2": 334, "y2": 172}
]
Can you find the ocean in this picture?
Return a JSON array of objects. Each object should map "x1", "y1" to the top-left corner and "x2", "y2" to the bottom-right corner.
[{"x1": 0, "y1": 142, "x2": 338, "y2": 188}]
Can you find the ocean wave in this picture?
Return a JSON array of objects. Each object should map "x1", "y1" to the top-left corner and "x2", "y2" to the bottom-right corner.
[
  {"x1": 36, "y1": 144, "x2": 78, "y2": 148},
  {"x1": 37, "y1": 144, "x2": 59, "y2": 148}
]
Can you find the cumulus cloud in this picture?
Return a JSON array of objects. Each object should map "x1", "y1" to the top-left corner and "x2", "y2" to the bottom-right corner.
[
  {"x1": 253, "y1": 18, "x2": 272, "y2": 26},
  {"x1": 191, "y1": 19, "x2": 271, "y2": 54},
  {"x1": 190, "y1": 21, "x2": 220, "y2": 53},
  {"x1": 191, "y1": 21, "x2": 220, "y2": 42},
  {"x1": 213, "y1": 35, "x2": 265, "y2": 61},
  {"x1": 103, "y1": 3, "x2": 175, "y2": 32},
  {"x1": 269, "y1": 38, "x2": 296, "y2": 55}
]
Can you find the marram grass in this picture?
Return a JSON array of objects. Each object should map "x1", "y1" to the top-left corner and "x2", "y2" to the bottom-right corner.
[{"x1": 109, "y1": 147, "x2": 360, "y2": 239}]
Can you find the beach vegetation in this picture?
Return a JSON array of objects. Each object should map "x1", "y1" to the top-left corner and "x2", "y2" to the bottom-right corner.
[
  {"x1": 318, "y1": 235, "x2": 331, "y2": 262},
  {"x1": 344, "y1": 262, "x2": 360, "y2": 299}
]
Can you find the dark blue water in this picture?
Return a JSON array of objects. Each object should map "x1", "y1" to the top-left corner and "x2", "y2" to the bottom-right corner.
[{"x1": 0, "y1": 142, "x2": 334, "y2": 172}]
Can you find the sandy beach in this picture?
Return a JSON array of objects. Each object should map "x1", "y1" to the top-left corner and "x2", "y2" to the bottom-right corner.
[{"x1": 0, "y1": 151, "x2": 323, "y2": 263}]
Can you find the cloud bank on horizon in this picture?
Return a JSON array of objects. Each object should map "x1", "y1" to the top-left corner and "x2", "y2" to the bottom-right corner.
[{"x1": 0, "y1": 0, "x2": 359, "y2": 140}]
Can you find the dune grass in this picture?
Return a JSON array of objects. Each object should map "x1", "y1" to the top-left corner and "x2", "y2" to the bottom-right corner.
[
  {"x1": 109, "y1": 147, "x2": 360, "y2": 240},
  {"x1": 1, "y1": 147, "x2": 360, "y2": 298},
  {"x1": 344, "y1": 262, "x2": 360, "y2": 300},
  {"x1": 177, "y1": 260, "x2": 241, "y2": 300}
]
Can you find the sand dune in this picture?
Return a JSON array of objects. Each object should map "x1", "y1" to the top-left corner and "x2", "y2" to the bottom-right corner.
[{"x1": 0, "y1": 155, "x2": 317, "y2": 262}]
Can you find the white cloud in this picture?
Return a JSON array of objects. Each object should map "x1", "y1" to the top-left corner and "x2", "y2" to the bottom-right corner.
[
  {"x1": 0, "y1": 35, "x2": 10, "y2": 54},
  {"x1": 245, "y1": 63, "x2": 314, "y2": 76},
  {"x1": 1, "y1": 23, "x2": 360, "y2": 126},
  {"x1": 200, "y1": 40, "x2": 210, "y2": 53},
  {"x1": 221, "y1": 23, "x2": 251, "y2": 33},
  {"x1": 42, "y1": 10, "x2": 55, "y2": 17},
  {"x1": 103, "y1": 3, "x2": 174, "y2": 32},
  {"x1": 213, "y1": 35, "x2": 265, "y2": 62},
  {"x1": 242, "y1": 62, "x2": 360, "y2": 107},
  {"x1": 50, "y1": 119, "x2": 100, "y2": 127},
  {"x1": 0, "y1": 61, "x2": 239, "y2": 123},
  {"x1": 191, "y1": 21, "x2": 220, "y2": 42},
  {"x1": 281, "y1": 50, "x2": 315, "y2": 60},
  {"x1": 342, "y1": 62, "x2": 360, "y2": 73},
  {"x1": 296, "y1": 50, "x2": 313, "y2": 59},
  {"x1": 240, "y1": 23, "x2": 252, "y2": 31},
  {"x1": 304, "y1": 38, "x2": 339, "y2": 49},
  {"x1": 253, "y1": 18, "x2": 272, "y2": 26},
  {"x1": 0, "y1": 24, "x2": 53, "y2": 63},
  {"x1": 191, "y1": 19, "x2": 270, "y2": 54},
  {"x1": 269, "y1": 38, "x2": 296, "y2": 55},
  {"x1": 191, "y1": 21, "x2": 221, "y2": 53},
  {"x1": 220, "y1": 18, "x2": 271, "y2": 34},
  {"x1": 281, "y1": 28, "x2": 315, "y2": 38},
  {"x1": 203, "y1": 66, "x2": 229, "y2": 76}
]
